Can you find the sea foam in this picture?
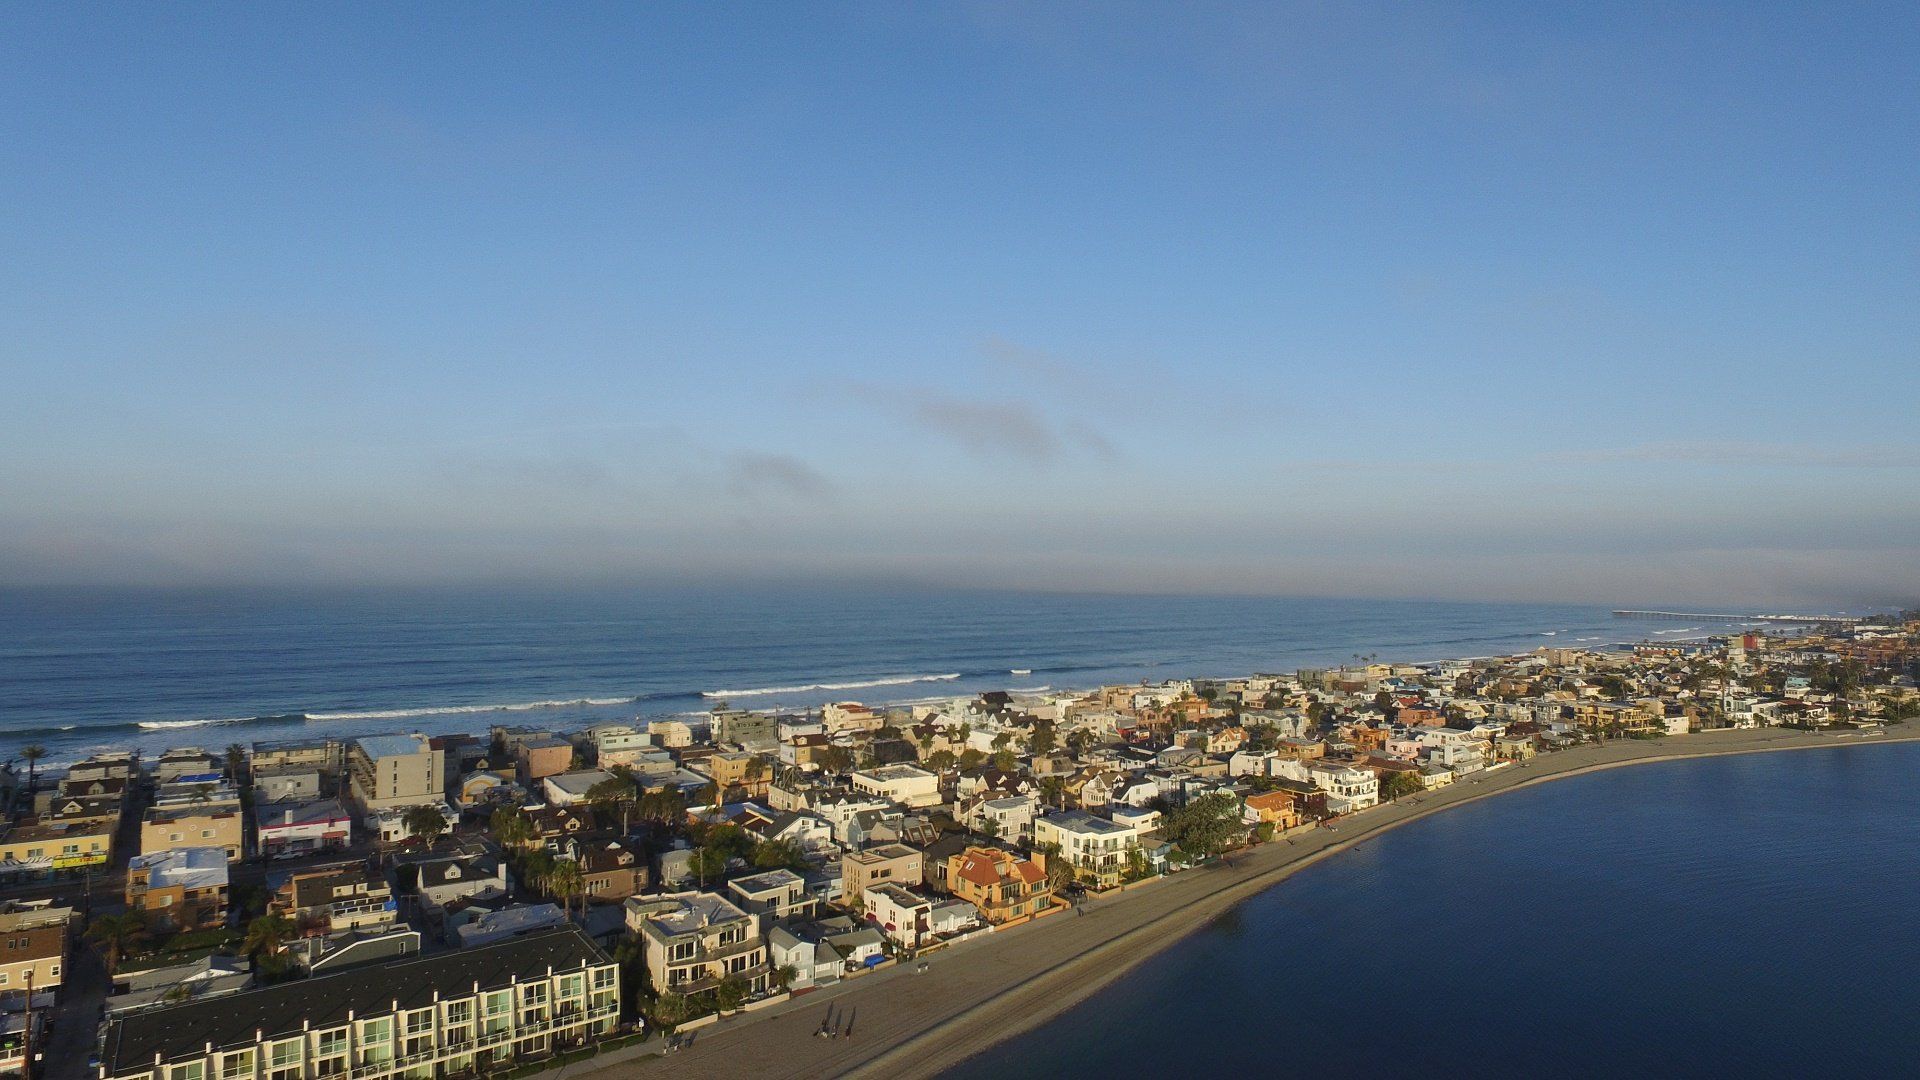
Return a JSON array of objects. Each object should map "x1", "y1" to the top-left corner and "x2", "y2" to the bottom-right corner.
[{"x1": 703, "y1": 673, "x2": 962, "y2": 698}]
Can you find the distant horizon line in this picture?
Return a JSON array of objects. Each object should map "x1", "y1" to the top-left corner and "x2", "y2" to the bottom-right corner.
[{"x1": 0, "y1": 577, "x2": 1904, "y2": 615}]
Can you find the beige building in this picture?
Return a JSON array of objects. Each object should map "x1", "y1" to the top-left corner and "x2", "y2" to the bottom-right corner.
[
  {"x1": 514, "y1": 738, "x2": 574, "y2": 785},
  {"x1": 0, "y1": 902, "x2": 71, "y2": 994},
  {"x1": 842, "y1": 842, "x2": 923, "y2": 902},
  {"x1": 822, "y1": 702, "x2": 885, "y2": 734},
  {"x1": 142, "y1": 795, "x2": 246, "y2": 862},
  {"x1": 347, "y1": 734, "x2": 446, "y2": 813},
  {"x1": 626, "y1": 892, "x2": 769, "y2": 997}
]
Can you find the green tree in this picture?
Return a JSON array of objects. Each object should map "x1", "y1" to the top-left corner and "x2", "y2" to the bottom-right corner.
[
  {"x1": 1035, "y1": 842, "x2": 1076, "y2": 891},
  {"x1": 1039, "y1": 775, "x2": 1065, "y2": 809},
  {"x1": 959, "y1": 749, "x2": 987, "y2": 770},
  {"x1": 773, "y1": 964, "x2": 798, "y2": 992},
  {"x1": 402, "y1": 804, "x2": 447, "y2": 844},
  {"x1": 992, "y1": 749, "x2": 1017, "y2": 772},
  {"x1": 690, "y1": 846, "x2": 729, "y2": 888},
  {"x1": 243, "y1": 913, "x2": 295, "y2": 960},
  {"x1": 490, "y1": 804, "x2": 534, "y2": 848},
  {"x1": 750, "y1": 838, "x2": 809, "y2": 871},
  {"x1": 648, "y1": 992, "x2": 691, "y2": 1032},
  {"x1": 816, "y1": 745, "x2": 855, "y2": 774},
  {"x1": 587, "y1": 776, "x2": 638, "y2": 831},
  {"x1": 1163, "y1": 792, "x2": 1243, "y2": 861},
  {"x1": 86, "y1": 911, "x2": 148, "y2": 974},
  {"x1": 1379, "y1": 771, "x2": 1423, "y2": 801},
  {"x1": 1028, "y1": 718, "x2": 1057, "y2": 755},
  {"x1": 225, "y1": 743, "x2": 249, "y2": 784},
  {"x1": 925, "y1": 749, "x2": 958, "y2": 772},
  {"x1": 713, "y1": 973, "x2": 749, "y2": 1012},
  {"x1": 638, "y1": 788, "x2": 689, "y2": 827}
]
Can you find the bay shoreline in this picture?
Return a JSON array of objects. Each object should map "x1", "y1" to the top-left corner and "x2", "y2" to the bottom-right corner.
[{"x1": 569, "y1": 725, "x2": 1919, "y2": 1080}]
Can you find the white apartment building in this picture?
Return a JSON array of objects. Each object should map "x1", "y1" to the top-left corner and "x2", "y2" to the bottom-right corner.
[
  {"x1": 1035, "y1": 809, "x2": 1149, "y2": 889},
  {"x1": 97, "y1": 925, "x2": 618, "y2": 1080}
]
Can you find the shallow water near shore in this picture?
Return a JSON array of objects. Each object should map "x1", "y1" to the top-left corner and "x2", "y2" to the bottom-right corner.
[{"x1": 945, "y1": 742, "x2": 1920, "y2": 1080}]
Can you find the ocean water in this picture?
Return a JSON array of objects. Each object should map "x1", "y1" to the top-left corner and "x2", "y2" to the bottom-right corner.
[
  {"x1": 0, "y1": 586, "x2": 1679, "y2": 765},
  {"x1": 945, "y1": 743, "x2": 1920, "y2": 1080}
]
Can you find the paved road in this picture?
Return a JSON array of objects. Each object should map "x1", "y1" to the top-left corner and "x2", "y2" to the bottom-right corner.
[{"x1": 43, "y1": 938, "x2": 108, "y2": 1080}]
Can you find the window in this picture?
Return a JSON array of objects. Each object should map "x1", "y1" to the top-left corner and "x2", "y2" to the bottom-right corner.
[
  {"x1": 314, "y1": 1028, "x2": 348, "y2": 1058},
  {"x1": 270, "y1": 1039, "x2": 300, "y2": 1068},
  {"x1": 170, "y1": 1064, "x2": 205, "y2": 1080},
  {"x1": 48, "y1": 964, "x2": 58, "y2": 977},
  {"x1": 219, "y1": 1049, "x2": 254, "y2": 1080}
]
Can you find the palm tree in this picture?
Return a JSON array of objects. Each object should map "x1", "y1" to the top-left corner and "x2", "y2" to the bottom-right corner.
[
  {"x1": 243, "y1": 913, "x2": 295, "y2": 960},
  {"x1": 225, "y1": 743, "x2": 248, "y2": 784},
  {"x1": 86, "y1": 912, "x2": 147, "y2": 974},
  {"x1": 489, "y1": 805, "x2": 534, "y2": 849},
  {"x1": 546, "y1": 858, "x2": 585, "y2": 918},
  {"x1": 519, "y1": 849, "x2": 557, "y2": 898},
  {"x1": 773, "y1": 964, "x2": 798, "y2": 993},
  {"x1": 19, "y1": 745, "x2": 45, "y2": 799}
]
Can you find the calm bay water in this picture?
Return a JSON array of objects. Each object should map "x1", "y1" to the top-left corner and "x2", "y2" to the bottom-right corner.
[
  {"x1": 946, "y1": 743, "x2": 1920, "y2": 1079},
  {"x1": 0, "y1": 585, "x2": 1683, "y2": 764}
]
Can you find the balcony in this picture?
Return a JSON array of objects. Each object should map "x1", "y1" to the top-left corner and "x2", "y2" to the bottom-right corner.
[{"x1": 344, "y1": 1006, "x2": 622, "y2": 1077}]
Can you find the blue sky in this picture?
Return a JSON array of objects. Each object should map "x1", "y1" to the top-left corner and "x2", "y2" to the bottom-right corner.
[{"x1": 2, "y1": 3, "x2": 1915, "y2": 606}]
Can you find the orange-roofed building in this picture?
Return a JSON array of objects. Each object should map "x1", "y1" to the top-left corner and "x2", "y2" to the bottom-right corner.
[
  {"x1": 946, "y1": 846, "x2": 1053, "y2": 925},
  {"x1": 1243, "y1": 790, "x2": 1303, "y2": 831}
]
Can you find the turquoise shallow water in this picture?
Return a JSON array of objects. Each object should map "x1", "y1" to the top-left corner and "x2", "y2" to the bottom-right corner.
[{"x1": 945, "y1": 742, "x2": 1920, "y2": 1079}]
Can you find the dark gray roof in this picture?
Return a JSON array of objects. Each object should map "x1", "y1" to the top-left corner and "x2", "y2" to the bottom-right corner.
[{"x1": 104, "y1": 926, "x2": 607, "y2": 1071}]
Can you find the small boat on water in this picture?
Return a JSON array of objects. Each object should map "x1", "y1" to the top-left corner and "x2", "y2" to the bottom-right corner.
[{"x1": 1010, "y1": 668, "x2": 1031, "y2": 676}]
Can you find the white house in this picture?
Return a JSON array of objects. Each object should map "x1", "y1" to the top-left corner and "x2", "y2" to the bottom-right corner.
[
  {"x1": 254, "y1": 799, "x2": 352, "y2": 858},
  {"x1": 960, "y1": 794, "x2": 1037, "y2": 844},
  {"x1": 849, "y1": 764, "x2": 942, "y2": 809},
  {"x1": 862, "y1": 883, "x2": 936, "y2": 950},
  {"x1": 1308, "y1": 763, "x2": 1379, "y2": 814}
]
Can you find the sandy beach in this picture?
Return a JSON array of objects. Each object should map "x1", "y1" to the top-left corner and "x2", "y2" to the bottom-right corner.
[{"x1": 563, "y1": 725, "x2": 1919, "y2": 1080}]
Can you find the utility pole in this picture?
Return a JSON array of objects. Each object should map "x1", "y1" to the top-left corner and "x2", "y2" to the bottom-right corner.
[{"x1": 20, "y1": 969, "x2": 33, "y2": 1080}]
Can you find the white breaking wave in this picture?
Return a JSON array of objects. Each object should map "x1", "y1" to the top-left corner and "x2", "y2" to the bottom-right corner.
[
  {"x1": 307, "y1": 697, "x2": 636, "y2": 722},
  {"x1": 703, "y1": 673, "x2": 962, "y2": 698},
  {"x1": 138, "y1": 717, "x2": 246, "y2": 730}
]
